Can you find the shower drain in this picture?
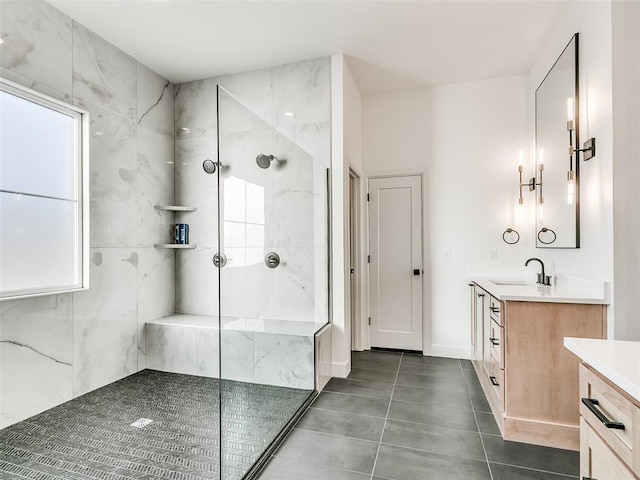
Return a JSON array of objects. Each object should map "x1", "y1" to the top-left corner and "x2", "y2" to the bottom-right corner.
[{"x1": 130, "y1": 418, "x2": 153, "y2": 428}]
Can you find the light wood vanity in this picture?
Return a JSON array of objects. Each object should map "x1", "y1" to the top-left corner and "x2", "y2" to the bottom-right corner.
[
  {"x1": 565, "y1": 338, "x2": 640, "y2": 480},
  {"x1": 470, "y1": 279, "x2": 607, "y2": 450}
]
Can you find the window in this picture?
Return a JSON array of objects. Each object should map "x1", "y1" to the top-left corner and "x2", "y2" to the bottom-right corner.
[{"x1": 0, "y1": 78, "x2": 89, "y2": 300}]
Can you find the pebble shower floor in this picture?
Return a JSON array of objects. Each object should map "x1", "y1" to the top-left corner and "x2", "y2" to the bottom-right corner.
[{"x1": 0, "y1": 369, "x2": 311, "y2": 479}]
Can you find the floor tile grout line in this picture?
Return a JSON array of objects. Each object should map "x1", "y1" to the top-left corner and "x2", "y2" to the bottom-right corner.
[
  {"x1": 307, "y1": 405, "x2": 387, "y2": 420},
  {"x1": 378, "y1": 416, "x2": 482, "y2": 434},
  {"x1": 321, "y1": 389, "x2": 392, "y2": 400},
  {"x1": 377, "y1": 440, "x2": 487, "y2": 463},
  {"x1": 288, "y1": 426, "x2": 380, "y2": 444},
  {"x1": 390, "y1": 397, "x2": 474, "y2": 412},
  {"x1": 488, "y1": 460, "x2": 580, "y2": 478},
  {"x1": 369, "y1": 355, "x2": 402, "y2": 480}
]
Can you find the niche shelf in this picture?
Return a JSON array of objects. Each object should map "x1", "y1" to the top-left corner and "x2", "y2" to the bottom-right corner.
[
  {"x1": 154, "y1": 205, "x2": 197, "y2": 212},
  {"x1": 154, "y1": 205, "x2": 197, "y2": 249}
]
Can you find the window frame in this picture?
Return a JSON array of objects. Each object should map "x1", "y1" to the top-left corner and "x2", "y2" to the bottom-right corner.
[{"x1": 0, "y1": 77, "x2": 90, "y2": 300}]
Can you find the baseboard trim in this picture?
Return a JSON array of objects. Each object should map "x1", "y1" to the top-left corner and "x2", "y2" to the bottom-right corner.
[
  {"x1": 331, "y1": 358, "x2": 351, "y2": 378},
  {"x1": 423, "y1": 344, "x2": 472, "y2": 360}
]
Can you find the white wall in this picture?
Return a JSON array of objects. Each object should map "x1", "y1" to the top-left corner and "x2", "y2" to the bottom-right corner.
[
  {"x1": 330, "y1": 55, "x2": 349, "y2": 375},
  {"x1": 612, "y1": 0, "x2": 640, "y2": 341},
  {"x1": 363, "y1": 76, "x2": 529, "y2": 358},
  {"x1": 527, "y1": 0, "x2": 615, "y2": 335},
  {"x1": 357, "y1": 0, "x2": 620, "y2": 357}
]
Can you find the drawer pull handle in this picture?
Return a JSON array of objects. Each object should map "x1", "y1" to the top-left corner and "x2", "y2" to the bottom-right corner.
[
  {"x1": 490, "y1": 307, "x2": 500, "y2": 313},
  {"x1": 581, "y1": 398, "x2": 625, "y2": 430},
  {"x1": 489, "y1": 337, "x2": 499, "y2": 346},
  {"x1": 489, "y1": 376, "x2": 499, "y2": 386}
]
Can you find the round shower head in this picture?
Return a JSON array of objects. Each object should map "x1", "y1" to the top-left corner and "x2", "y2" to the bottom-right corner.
[
  {"x1": 256, "y1": 154, "x2": 275, "y2": 169},
  {"x1": 202, "y1": 159, "x2": 217, "y2": 174}
]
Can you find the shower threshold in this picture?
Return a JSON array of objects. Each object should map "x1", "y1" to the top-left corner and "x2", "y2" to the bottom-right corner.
[{"x1": 0, "y1": 369, "x2": 313, "y2": 480}]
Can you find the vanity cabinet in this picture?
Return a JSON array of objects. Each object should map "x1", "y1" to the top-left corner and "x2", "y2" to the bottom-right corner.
[
  {"x1": 579, "y1": 364, "x2": 640, "y2": 479},
  {"x1": 470, "y1": 282, "x2": 606, "y2": 450}
]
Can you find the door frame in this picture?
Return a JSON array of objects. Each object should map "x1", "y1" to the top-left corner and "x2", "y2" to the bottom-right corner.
[
  {"x1": 364, "y1": 170, "x2": 428, "y2": 353},
  {"x1": 348, "y1": 168, "x2": 363, "y2": 351}
]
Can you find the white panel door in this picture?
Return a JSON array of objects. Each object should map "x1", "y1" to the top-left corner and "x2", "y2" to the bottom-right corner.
[{"x1": 369, "y1": 175, "x2": 423, "y2": 351}]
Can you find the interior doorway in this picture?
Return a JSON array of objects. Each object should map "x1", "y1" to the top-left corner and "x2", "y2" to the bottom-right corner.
[{"x1": 368, "y1": 175, "x2": 423, "y2": 351}]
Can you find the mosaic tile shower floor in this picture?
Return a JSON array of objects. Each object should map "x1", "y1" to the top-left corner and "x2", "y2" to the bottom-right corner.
[{"x1": 0, "y1": 370, "x2": 312, "y2": 480}]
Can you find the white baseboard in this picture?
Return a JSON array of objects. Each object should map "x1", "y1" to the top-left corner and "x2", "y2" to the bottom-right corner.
[
  {"x1": 422, "y1": 344, "x2": 472, "y2": 360},
  {"x1": 331, "y1": 358, "x2": 351, "y2": 378}
]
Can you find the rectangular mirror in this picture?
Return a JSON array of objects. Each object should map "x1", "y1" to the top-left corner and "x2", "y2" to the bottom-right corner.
[{"x1": 535, "y1": 33, "x2": 579, "y2": 248}]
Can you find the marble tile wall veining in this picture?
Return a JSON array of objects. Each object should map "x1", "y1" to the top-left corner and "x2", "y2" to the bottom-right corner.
[
  {"x1": 72, "y1": 21, "x2": 137, "y2": 120},
  {"x1": 137, "y1": 63, "x2": 174, "y2": 137},
  {"x1": 72, "y1": 249, "x2": 138, "y2": 396},
  {"x1": 175, "y1": 247, "x2": 219, "y2": 315},
  {"x1": 0, "y1": 295, "x2": 73, "y2": 428},
  {"x1": 137, "y1": 127, "x2": 174, "y2": 247},
  {"x1": 137, "y1": 248, "x2": 175, "y2": 370},
  {"x1": 79, "y1": 99, "x2": 138, "y2": 248},
  {"x1": 175, "y1": 57, "x2": 330, "y2": 324},
  {"x1": 253, "y1": 332, "x2": 314, "y2": 389},
  {"x1": 0, "y1": 0, "x2": 175, "y2": 426},
  {"x1": 0, "y1": 0, "x2": 72, "y2": 95},
  {"x1": 174, "y1": 77, "x2": 217, "y2": 140},
  {"x1": 145, "y1": 319, "x2": 315, "y2": 389}
]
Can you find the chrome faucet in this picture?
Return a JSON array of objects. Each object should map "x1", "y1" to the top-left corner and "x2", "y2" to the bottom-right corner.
[{"x1": 525, "y1": 258, "x2": 552, "y2": 286}]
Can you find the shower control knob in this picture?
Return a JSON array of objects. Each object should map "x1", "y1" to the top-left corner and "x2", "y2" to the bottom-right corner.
[
  {"x1": 265, "y1": 252, "x2": 280, "y2": 269},
  {"x1": 212, "y1": 253, "x2": 227, "y2": 268}
]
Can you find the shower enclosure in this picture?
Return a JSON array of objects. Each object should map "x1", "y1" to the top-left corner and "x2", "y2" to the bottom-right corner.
[
  {"x1": 0, "y1": 81, "x2": 329, "y2": 480},
  {"x1": 147, "y1": 84, "x2": 329, "y2": 479}
]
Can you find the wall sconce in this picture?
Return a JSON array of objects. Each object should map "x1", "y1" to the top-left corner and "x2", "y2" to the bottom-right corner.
[
  {"x1": 567, "y1": 96, "x2": 596, "y2": 160},
  {"x1": 518, "y1": 151, "x2": 535, "y2": 205},
  {"x1": 517, "y1": 150, "x2": 544, "y2": 206}
]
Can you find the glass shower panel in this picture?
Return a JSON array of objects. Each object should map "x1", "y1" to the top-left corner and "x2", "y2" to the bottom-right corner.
[{"x1": 217, "y1": 85, "x2": 327, "y2": 479}]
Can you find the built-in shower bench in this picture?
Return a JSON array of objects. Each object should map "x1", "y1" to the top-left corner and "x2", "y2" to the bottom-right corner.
[{"x1": 145, "y1": 314, "x2": 329, "y2": 390}]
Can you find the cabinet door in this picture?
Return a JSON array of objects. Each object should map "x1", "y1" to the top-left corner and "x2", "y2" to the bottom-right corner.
[
  {"x1": 483, "y1": 293, "x2": 493, "y2": 374},
  {"x1": 581, "y1": 418, "x2": 636, "y2": 480},
  {"x1": 474, "y1": 287, "x2": 485, "y2": 362},
  {"x1": 470, "y1": 283, "x2": 476, "y2": 354}
]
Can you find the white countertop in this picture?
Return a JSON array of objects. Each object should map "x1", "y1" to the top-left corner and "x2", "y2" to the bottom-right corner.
[
  {"x1": 564, "y1": 337, "x2": 640, "y2": 402},
  {"x1": 471, "y1": 275, "x2": 608, "y2": 304}
]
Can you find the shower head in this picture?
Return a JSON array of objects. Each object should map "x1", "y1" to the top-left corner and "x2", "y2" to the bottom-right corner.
[
  {"x1": 256, "y1": 154, "x2": 275, "y2": 169},
  {"x1": 202, "y1": 159, "x2": 217, "y2": 174}
]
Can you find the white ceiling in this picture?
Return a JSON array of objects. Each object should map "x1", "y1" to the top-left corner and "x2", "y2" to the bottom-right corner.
[{"x1": 46, "y1": 0, "x2": 561, "y2": 96}]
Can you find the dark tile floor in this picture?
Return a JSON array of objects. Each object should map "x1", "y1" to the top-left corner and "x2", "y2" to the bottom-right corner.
[{"x1": 258, "y1": 351, "x2": 579, "y2": 480}]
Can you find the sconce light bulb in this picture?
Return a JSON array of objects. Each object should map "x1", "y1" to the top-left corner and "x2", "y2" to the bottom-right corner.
[
  {"x1": 518, "y1": 150, "x2": 524, "y2": 167},
  {"x1": 567, "y1": 97, "x2": 575, "y2": 122},
  {"x1": 538, "y1": 149, "x2": 544, "y2": 165},
  {"x1": 538, "y1": 205, "x2": 544, "y2": 220},
  {"x1": 567, "y1": 179, "x2": 575, "y2": 205}
]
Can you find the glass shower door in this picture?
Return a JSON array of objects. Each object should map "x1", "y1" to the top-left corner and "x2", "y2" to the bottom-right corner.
[{"x1": 216, "y1": 85, "x2": 327, "y2": 479}]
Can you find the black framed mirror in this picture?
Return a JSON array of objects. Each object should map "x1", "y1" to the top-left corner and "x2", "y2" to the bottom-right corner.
[{"x1": 535, "y1": 33, "x2": 579, "y2": 248}]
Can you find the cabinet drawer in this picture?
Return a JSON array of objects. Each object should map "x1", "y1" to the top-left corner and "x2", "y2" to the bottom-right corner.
[
  {"x1": 489, "y1": 319, "x2": 504, "y2": 370},
  {"x1": 488, "y1": 356, "x2": 505, "y2": 412},
  {"x1": 580, "y1": 364, "x2": 640, "y2": 476},
  {"x1": 489, "y1": 297, "x2": 503, "y2": 326},
  {"x1": 581, "y1": 418, "x2": 637, "y2": 480}
]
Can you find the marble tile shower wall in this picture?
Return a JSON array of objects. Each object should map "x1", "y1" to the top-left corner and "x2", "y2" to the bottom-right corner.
[
  {"x1": 174, "y1": 58, "x2": 330, "y2": 323},
  {"x1": 0, "y1": 0, "x2": 175, "y2": 427}
]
